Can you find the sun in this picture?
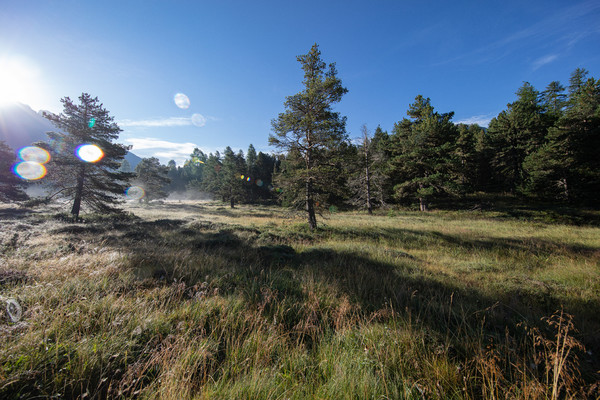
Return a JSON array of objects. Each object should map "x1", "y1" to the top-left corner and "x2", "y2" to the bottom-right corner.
[{"x1": 0, "y1": 55, "x2": 45, "y2": 108}]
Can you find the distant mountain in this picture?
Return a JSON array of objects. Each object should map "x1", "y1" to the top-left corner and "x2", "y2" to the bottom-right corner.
[
  {"x1": 0, "y1": 102, "x2": 142, "y2": 165},
  {"x1": 124, "y1": 151, "x2": 142, "y2": 169},
  {"x1": 0, "y1": 103, "x2": 54, "y2": 152}
]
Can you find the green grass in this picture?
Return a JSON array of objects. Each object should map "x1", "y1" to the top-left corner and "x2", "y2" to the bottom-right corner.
[{"x1": 0, "y1": 201, "x2": 599, "y2": 399}]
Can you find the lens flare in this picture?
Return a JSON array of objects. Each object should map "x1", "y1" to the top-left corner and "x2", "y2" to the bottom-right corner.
[
  {"x1": 14, "y1": 161, "x2": 47, "y2": 180},
  {"x1": 18, "y1": 146, "x2": 50, "y2": 164},
  {"x1": 126, "y1": 186, "x2": 145, "y2": 200},
  {"x1": 174, "y1": 93, "x2": 190, "y2": 109},
  {"x1": 88, "y1": 118, "x2": 96, "y2": 128},
  {"x1": 191, "y1": 113, "x2": 206, "y2": 127},
  {"x1": 246, "y1": 177, "x2": 251, "y2": 182},
  {"x1": 256, "y1": 179, "x2": 263, "y2": 187},
  {"x1": 76, "y1": 144, "x2": 104, "y2": 163},
  {"x1": 240, "y1": 175, "x2": 245, "y2": 180}
]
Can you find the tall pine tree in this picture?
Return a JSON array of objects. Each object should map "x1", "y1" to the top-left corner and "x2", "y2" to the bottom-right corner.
[
  {"x1": 182, "y1": 148, "x2": 206, "y2": 188},
  {"x1": 269, "y1": 44, "x2": 348, "y2": 230},
  {"x1": 254, "y1": 151, "x2": 277, "y2": 202},
  {"x1": 389, "y1": 96, "x2": 457, "y2": 211},
  {"x1": 134, "y1": 157, "x2": 170, "y2": 203},
  {"x1": 487, "y1": 83, "x2": 548, "y2": 193},
  {"x1": 246, "y1": 144, "x2": 258, "y2": 202},
  {"x1": 541, "y1": 81, "x2": 567, "y2": 118},
  {"x1": 453, "y1": 123, "x2": 487, "y2": 194},
  {"x1": 219, "y1": 147, "x2": 247, "y2": 208},
  {"x1": 348, "y1": 124, "x2": 389, "y2": 213},
  {"x1": 40, "y1": 93, "x2": 132, "y2": 218}
]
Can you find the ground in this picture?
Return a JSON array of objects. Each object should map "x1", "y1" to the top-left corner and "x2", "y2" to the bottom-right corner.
[{"x1": 0, "y1": 201, "x2": 599, "y2": 399}]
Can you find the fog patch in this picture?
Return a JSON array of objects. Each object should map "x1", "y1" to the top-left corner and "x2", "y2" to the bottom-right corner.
[{"x1": 167, "y1": 190, "x2": 214, "y2": 201}]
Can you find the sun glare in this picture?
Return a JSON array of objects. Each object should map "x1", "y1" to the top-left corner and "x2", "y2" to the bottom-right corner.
[{"x1": 0, "y1": 55, "x2": 44, "y2": 108}]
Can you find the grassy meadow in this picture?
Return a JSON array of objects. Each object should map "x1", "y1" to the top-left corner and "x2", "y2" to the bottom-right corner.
[{"x1": 0, "y1": 201, "x2": 599, "y2": 399}]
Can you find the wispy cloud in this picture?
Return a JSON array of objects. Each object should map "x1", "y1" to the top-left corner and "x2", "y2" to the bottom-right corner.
[
  {"x1": 125, "y1": 138, "x2": 198, "y2": 150},
  {"x1": 118, "y1": 114, "x2": 209, "y2": 128},
  {"x1": 125, "y1": 137, "x2": 201, "y2": 164},
  {"x1": 455, "y1": 114, "x2": 494, "y2": 127},
  {"x1": 532, "y1": 54, "x2": 559, "y2": 70},
  {"x1": 119, "y1": 117, "x2": 193, "y2": 128},
  {"x1": 436, "y1": 1, "x2": 600, "y2": 66}
]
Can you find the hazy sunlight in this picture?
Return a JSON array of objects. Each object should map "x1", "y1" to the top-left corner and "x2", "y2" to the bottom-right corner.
[{"x1": 0, "y1": 55, "x2": 44, "y2": 108}]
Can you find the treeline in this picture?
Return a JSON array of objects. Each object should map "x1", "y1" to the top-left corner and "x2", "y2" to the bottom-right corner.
[
  {"x1": 341, "y1": 67, "x2": 600, "y2": 211},
  {"x1": 143, "y1": 67, "x2": 598, "y2": 212},
  {"x1": 5, "y1": 57, "x2": 595, "y2": 222},
  {"x1": 130, "y1": 145, "x2": 278, "y2": 207}
]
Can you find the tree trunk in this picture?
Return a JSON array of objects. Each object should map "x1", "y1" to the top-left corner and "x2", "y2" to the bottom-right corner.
[
  {"x1": 365, "y1": 144, "x2": 372, "y2": 215},
  {"x1": 419, "y1": 197, "x2": 428, "y2": 212},
  {"x1": 305, "y1": 140, "x2": 317, "y2": 230},
  {"x1": 230, "y1": 196, "x2": 235, "y2": 208},
  {"x1": 560, "y1": 175, "x2": 570, "y2": 203},
  {"x1": 71, "y1": 164, "x2": 85, "y2": 219},
  {"x1": 306, "y1": 178, "x2": 317, "y2": 230}
]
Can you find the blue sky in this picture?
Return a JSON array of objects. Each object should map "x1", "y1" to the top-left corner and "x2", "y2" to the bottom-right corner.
[{"x1": 1, "y1": 0, "x2": 599, "y2": 164}]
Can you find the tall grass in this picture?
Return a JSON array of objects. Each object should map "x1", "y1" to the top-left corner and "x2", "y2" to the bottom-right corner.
[{"x1": 0, "y1": 202, "x2": 598, "y2": 398}]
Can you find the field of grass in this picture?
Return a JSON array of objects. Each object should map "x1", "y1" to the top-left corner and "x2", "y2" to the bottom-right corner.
[{"x1": 1, "y1": 201, "x2": 599, "y2": 399}]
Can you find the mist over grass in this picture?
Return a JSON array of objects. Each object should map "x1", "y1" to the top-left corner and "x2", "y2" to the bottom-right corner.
[
  {"x1": 166, "y1": 190, "x2": 214, "y2": 202},
  {"x1": 0, "y1": 202, "x2": 599, "y2": 399}
]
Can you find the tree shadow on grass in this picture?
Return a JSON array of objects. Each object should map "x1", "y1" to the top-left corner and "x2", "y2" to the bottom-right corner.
[
  {"x1": 0, "y1": 207, "x2": 36, "y2": 220},
  {"x1": 295, "y1": 247, "x2": 600, "y2": 375},
  {"x1": 50, "y1": 217, "x2": 600, "y2": 378},
  {"x1": 321, "y1": 225, "x2": 600, "y2": 259},
  {"x1": 433, "y1": 195, "x2": 600, "y2": 227}
]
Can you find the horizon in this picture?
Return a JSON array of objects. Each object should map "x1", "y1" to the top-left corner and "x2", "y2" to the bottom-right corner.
[{"x1": 1, "y1": 1, "x2": 599, "y2": 165}]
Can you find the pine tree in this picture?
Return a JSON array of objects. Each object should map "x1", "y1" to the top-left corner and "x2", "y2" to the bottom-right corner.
[
  {"x1": 269, "y1": 44, "x2": 348, "y2": 230},
  {"x1": 568, "y1": 68, "x2": 588, "y2": 95},
  {"x1": 524, "y1": 72, "x2": 600, "y2": 203},
  {"x1": 246, "y1": 144, "x2": 258, "y2": 202},
  {"x1": 166, "y1": 160, "x2": 185, "y2": 192},
  {"x1": 182, "y1": 148, "x2": 206, "y2": 188},
  {"x1": 254, "y1": 151, "x2": 277, "y2": 201},
  {"x1": 200, "y1": 152, "x2": 222, "y2": 197},
  {"x1": 219, "y1": 147, "x2": 247, "y2": 208},
  {"x1": 453, "y1": 123, "x2": 486, "y2": 193},
  {"x1": 541, "y1": 81, "x2": 567, "y2": 118},
  {"x1": 134, "y1": 157, "x2": 170, "y2": 203},
  {"x1": 472, "y1": 127, "x2": 495, "y2": 192},
  {"x1": 348, "y1": 124, "x2": 380, "y2": 214},
  {"x1": 119, "y1": 159, "x2": 132, "y2": 173},
  {"x1": 40, "y1": 93, "x2": 132, "y2": 218},
  {"x1": 370, "y1": 125, "x2": 392, "y2": 207},
  {"x1": 389, "y1": 95, "x2": 457, "y2": 211},
  {"x1": 486, "y1": 83, "x2": 549, "y2": 193},
  {"x1": 0, "y1": 141, "x2": 28, "y2": 202},
  {"x1": 246, "y1": 144, "x2": 258, "y2": 174}
]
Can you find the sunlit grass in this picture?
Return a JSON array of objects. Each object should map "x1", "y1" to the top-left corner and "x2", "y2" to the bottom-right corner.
[{"x1": 0, "y1": 202, "x2": 598, "y2": 398}]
